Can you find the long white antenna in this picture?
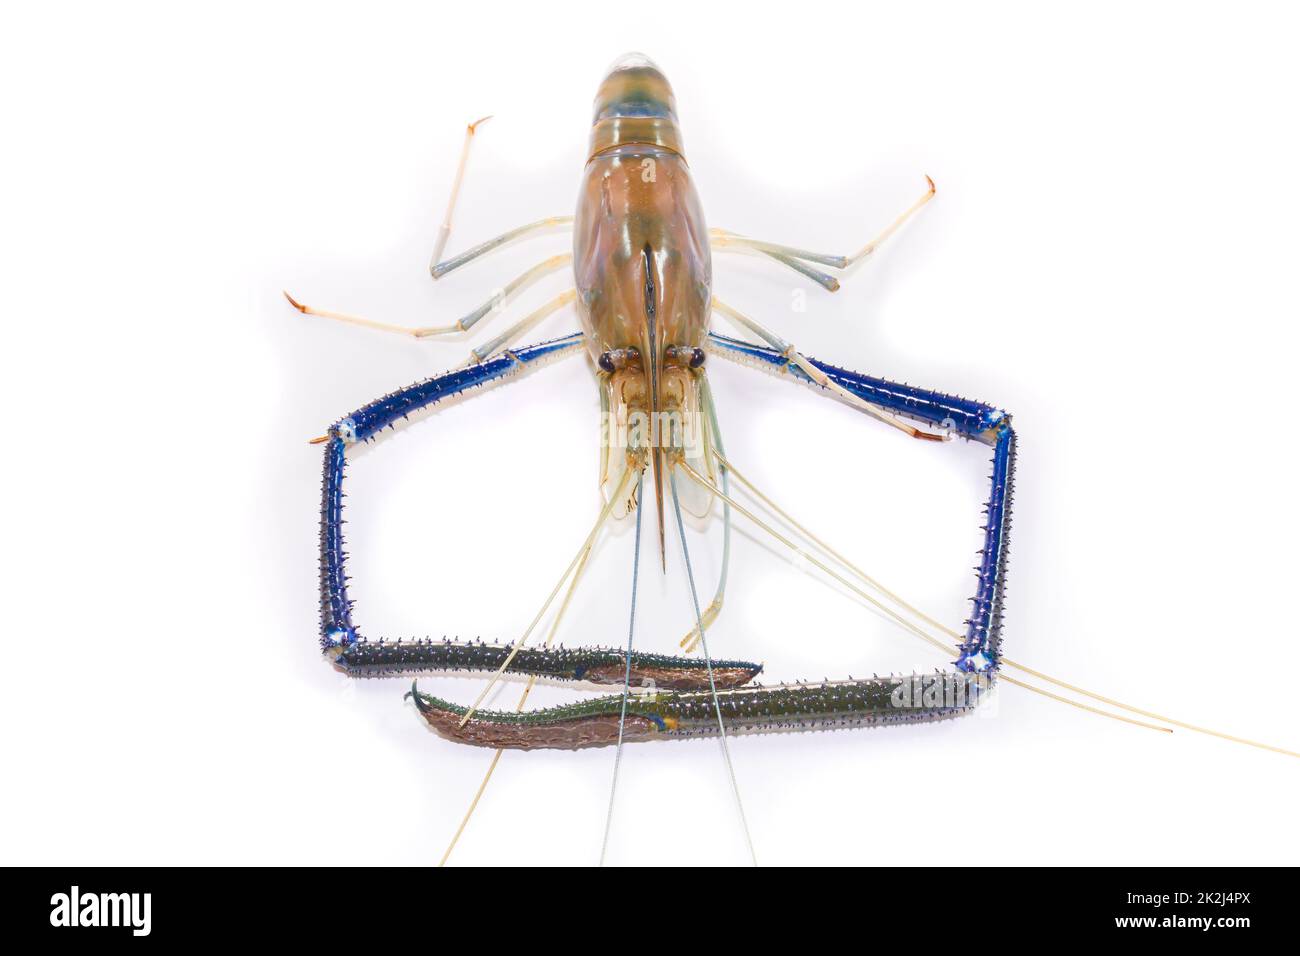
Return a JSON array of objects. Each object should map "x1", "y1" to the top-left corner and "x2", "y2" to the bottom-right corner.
[
  {"x1": 600, "y1": 469, "x2": 646, "y2": 865},
  {"x1": 670, "y1": 467, "x2": 758, "y2": 866}
]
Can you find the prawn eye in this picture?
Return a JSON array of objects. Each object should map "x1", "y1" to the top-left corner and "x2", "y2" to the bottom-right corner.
[
  {"x1": 664, "y1": 344, "x2": 706, "y2": 369},
  {"x1": 598, "y1": 347, "x2": 642, "y2": 372}
]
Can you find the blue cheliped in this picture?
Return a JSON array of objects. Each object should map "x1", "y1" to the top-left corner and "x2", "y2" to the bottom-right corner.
[
  {"x1": 318, "y1": 333, "x2": 585, "y2": 651},
  {"x1": 318, "y1": 330, "x2": 1015, "y2": 736},
  {"x1": 705, "y1": 332, "x2": 1015, "y2": 673}
]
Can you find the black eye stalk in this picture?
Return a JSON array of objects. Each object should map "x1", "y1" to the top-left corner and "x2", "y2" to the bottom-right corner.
[
  {"x1": 665, "y1": 345, "x2": 706, "y2": 369},
  {"x1": 598, "y1": 347, "x2": 641, "y2": 373}
]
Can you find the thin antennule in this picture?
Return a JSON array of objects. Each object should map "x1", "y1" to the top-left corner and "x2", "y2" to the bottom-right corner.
[
  {"x1": 676, "y1": 460, "x2": 1171, "y2": 736},
  {"x1": 669, "y1": 465, "x2": 758, "y2": 866},
  {"x1": 679, "y1": 376, "x2": 731, "y2": 652},
  {"x1": 438, "y1": 537, "x2": 599, "y2": 868},
  {"x1": 600, "y1": 469, "x2": 647, "y2": 865},
  {"x1": 705, "y1": 450, "x2": 1299, "y2": 759},
  {"x1": 456, "y1": 465, "x2": 635, "y2": 727},
  {"x1": 1000, "y1": 659, "x2": 1300, "y2": 759}
]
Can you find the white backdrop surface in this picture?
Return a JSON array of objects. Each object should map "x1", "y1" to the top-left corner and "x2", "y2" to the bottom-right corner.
[{"x1": 2, "y1": 1, "x2": 1297, "y2": 866}]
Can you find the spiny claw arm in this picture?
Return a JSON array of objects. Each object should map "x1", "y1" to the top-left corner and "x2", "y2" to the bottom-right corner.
[
  {"x1": 334, "y1": 637, "x2": 762, "y2": 690},
  {"x1": 318, "y1": 333, "x2": 586, "y2": 651},
  {"x1": 704, "y1": 330, "x2": 1013, "y2": 675}
]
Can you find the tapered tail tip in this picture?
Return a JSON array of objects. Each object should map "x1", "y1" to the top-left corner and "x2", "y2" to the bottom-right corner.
[{"x1": 283, "y1": 290, "x2": 306, "y2": 313}]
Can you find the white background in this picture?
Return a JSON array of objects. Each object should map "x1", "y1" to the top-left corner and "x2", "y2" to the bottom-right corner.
[{"x1": 2, "y1": 1, "x2": 1298, "y2": 866}]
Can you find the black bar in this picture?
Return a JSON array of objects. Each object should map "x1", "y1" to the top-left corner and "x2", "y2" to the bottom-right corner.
[{"x1": 15, "y1": 866, "x2": 1289, "y2": 942}]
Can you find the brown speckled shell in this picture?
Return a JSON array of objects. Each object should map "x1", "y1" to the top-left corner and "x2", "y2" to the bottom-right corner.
[{"x1": 415, "y1": 700, "x2": 659, "y2": 751}]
